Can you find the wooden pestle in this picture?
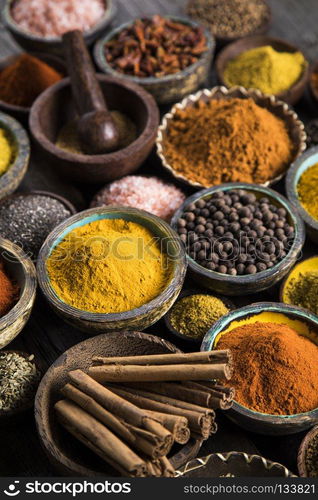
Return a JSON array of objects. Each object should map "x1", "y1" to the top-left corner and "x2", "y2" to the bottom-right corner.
[{"x1": 62, "y1": 30, "x2": 120, "y2": 154}]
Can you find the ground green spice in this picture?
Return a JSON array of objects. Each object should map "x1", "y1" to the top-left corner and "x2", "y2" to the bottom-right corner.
[
  {"x1": 169, "y1": 293, "x2": 229, "y2": 339},
  {"x1": 305, "y1": 434, "x2": 318, "y2": 477},
  {"x1": 284, "y1": 271, "x2": 318, "y2": 315},
  {"x1": 56, "y1": 111, "x2": 137, "y2": 154}
]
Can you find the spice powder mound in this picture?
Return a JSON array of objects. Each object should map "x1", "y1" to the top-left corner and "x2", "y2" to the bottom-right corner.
[{"x1": 162, "y1": 98, "x2": 293, "y2": 187}]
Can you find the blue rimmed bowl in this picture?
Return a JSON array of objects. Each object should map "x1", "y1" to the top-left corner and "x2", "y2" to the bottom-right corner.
[
  {"x1": 0, "y1": 111, "x2": 30, "y2": 200},
  {"x1": 37, "y1": 207, "x2": 187, "y2": 334},
  {"x1": 201, "y1": 302, "x2": 318, "y2": 435},
  {"x1": 286, "y1": 146, "x2": 318, "y2": 244},
  {"x1": 170, "y1": 182, "x2": 305, "y2": 296},
  {"x1": 93, "y1": 16, "x2": 215, "y2": 105}
]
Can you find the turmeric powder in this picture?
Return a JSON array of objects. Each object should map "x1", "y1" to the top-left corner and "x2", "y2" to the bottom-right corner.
[
  {"x1": 297, "y1": 163, "x2": 318, "y2": 221},
  {"x1": 163, "y1": 98, "x2": 293, "y2": 187},
  {"x1": 46, "y1": 218, "x2": 172, "y2": 313},
  {"x1": 0, "y1": 128, "x2": 14, "y2": 175}
]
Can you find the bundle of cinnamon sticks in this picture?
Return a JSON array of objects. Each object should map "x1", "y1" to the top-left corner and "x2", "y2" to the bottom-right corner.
[{"x1": 55, "y1": 350, "x2": 234, "y2": 477}]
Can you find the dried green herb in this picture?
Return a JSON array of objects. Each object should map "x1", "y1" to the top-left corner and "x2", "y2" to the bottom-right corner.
[
  {"x1": 0, "y1": 352, "x2": 41, "y2": 412},
  {"x1": 305, "y1": 435, "x2": 318, "y2": 477},
  {"x1": 285, "y1": 271, "x2": 318, "y2": 315}
]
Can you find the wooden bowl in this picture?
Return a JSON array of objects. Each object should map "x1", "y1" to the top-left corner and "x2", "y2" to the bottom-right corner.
[
  {"x1": 298, "y1": 425, "x2": 318, "y2": 477},
  {"x1": 29, "y1": 75, "x2": 159, "y2": 185},
  {"x1": 0, "y1": 111, "x2": 30, "y2": 200},
  {"x1": 164, "y1": 289, "x2": 235, "y2": 344},
  {"x1": 202, "y1": 302, "x2": 318, "y2": 435},
  {"x1": 37, "y1": 206, "x2": 187, "y2": 334},
  {"x1": 93, "y1": 16, "x2": 215, "y2": 105},
  {"x1": 0, "y1": 238, "x2": 37, "y2": 348},
  {"x1": 308, "y1": 61, "x2": 318, "y2": 105},
  {"x1": 215, "y1": 36, "x2": 309, "y2": 105},
  {"x1": 2, "y1": 0, "x2": 116, "y2": 55},
  {"x1": 187, "y1": 0, "x2": 271, "y2": 47},
  {"x1": 35, "y1": 331, "x2": 202, "y2": 476},
  {"x1": 280, "y1": 256, "x2": 318, "y2": 310},
  {"x1": 0, "y1": 52, "x2": 66, "y2": 126},
  {"x1": 176, "y1": 451, "x2": 295, "y2": 477},
  {"x1": 0, "y1": 350, "x2": 41, "y2": 422},
  {"x1": 157, "y1": 86, "x2": 306, "y2": 190},
  {"x1": 170, "y1": 183, "x2": 305, "y2": 296},
  {"x1": 285, "y1": 146, "x2": 318, "y2": 245}
]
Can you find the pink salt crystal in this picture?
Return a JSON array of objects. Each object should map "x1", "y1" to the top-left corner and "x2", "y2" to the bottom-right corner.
[
  {"x1": 90, "y1": 176, "x2": 186, "y2": 222},
  {"x1": 11, "y1": 0, "x2": 106, "y2": 38}
]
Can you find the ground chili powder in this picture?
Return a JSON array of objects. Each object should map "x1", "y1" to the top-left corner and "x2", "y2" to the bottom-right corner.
[
  {"x1": 0, "y1": 259, "x2": 19, "y2": 317},
  {"x1": 217, "y1": 321, "x2": 318, "y2": 415}
]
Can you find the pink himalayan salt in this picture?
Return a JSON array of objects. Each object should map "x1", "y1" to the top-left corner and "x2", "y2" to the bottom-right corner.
[
  {"x1": 11, "y1": 0, "x2": 105, "y2": 38},
  {"x1": 91, "y1": 176, "x2": 186, "y2": 222}
]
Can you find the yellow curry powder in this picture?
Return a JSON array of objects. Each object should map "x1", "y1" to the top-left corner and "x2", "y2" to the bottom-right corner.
[
  {"x1": 0, "y1": 128, "x2": 14, "y2": 175},
  {"x1": 46, "y1": 218, "x2": 172, "y2": 313},
  {"x1": 298, "y1": 163, "x2": 318, "y2": 221},
  {"x1": 223, "y1": 45, "x2": 306, "y2": 95}
]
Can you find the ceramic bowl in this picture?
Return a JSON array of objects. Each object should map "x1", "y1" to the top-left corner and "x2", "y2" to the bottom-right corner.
[
  {"x1": 280, "y1": 256, "x2": 318, "y2": 310},
  {"x1": 298, "y1": 425, "x2": 318, "y2": 477},
  {"x1": 29, "y1": 75, "x2": 159, "y2": 185},
  {"x1": 37, "y1": 206, "x2": 187, "y2": 334},
  {"x1": 176, "y1": 452, "x2": 295, "y2": 477},
  {"x1": 0, "y1": 111, "x2": 30, "y2": 200},
  {"x1": 164, "y1": 289, "x2": 235, "y2": 344},
  {"x1": 170, "y1": 183, "x2": 305, "y2": 296},
  {"x1": 0, "y1": 238, "x2": 37, "y2": 348},
  {"x1": 186, "y1": 0, "x2": 271, "y2": 46},
  {"x1": 0, "y1": 350, "x2": 41, "y2": 422},
  {"x1": 157, "y1": 86, "x2": 306, "y2": 190},
  {"x1": 2, "y1": 0, "x2": 116, "y2": 55},
  {"x1": 216, "y1": 36, "x2": 309, "y2": 105},
  {"x1": 202, "y1": 302, "x2": 318, "y2": 435},
  {"x1": 0, "y1": 52, "x2": 66, "y2": 125},
  {"x1": 285, "y1": 146, "x2": 318, "y2": 244},
  {"x1": 35, "y1": 331, "x2": 202, "y2": 476},
  {"x1": 93, "y1": 16, "x2": 215, "y2": 105}
]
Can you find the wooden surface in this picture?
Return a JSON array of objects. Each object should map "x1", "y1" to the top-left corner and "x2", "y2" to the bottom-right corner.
[{"x1": 0, "y1": 0, "x2": 318, "y2": 477}]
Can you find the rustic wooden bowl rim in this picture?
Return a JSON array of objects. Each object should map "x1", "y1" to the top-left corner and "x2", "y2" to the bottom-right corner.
[
  {"x1": 202, "y1": 301, "x2": 318, "y2": 422},
  {"x1": 37, "y1": 206, "x2": 187, "y2": 323},
  {"x1": 0, "y1": 237, "x2": 37, "y2": 335},
  {"x1": 285, "y1": 145, "x2": 318, "y2": 233},
  {"x1": 164, "y1": 289, "x2": 236, "y2": 343},
  {"x1": 35, "y1": 331, "x2": 202, "y2": 476},
  {"x1": 29, "y1": 75, "x2": 159, "y2": 164},
  {"x1": 176, "y1": 450, "x2": 295, "y2": 477},
  {"x1": 3, "y1": 0, "x2": 115, "y2": 43},
  {"x1": 170, "y1": 182, "x2": 305, "y2": 287},
  {"x1": 215, "y1": 35, "x2": 310, "y2": 101},
  {"x1": 156, "y1": 85, "x2": 307, "y2": 190},
  {"x1": 94, "y1": 15, "x2": 215, "y2": 85},
  {"x1": 297, "y1": 424, "x2": 318, "y2": 477},
  {"x1": 0, "y1": 52, "x2": 66, "y2": 114},
  {"x1": 0, "y1": 349, "x2": 41, "y2": 418}
]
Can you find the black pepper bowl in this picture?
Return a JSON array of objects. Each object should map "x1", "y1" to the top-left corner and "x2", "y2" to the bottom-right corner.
[
  {"x1": 37, "y1": 206, "x2": 187, "y2": 334},
  {"x1": 285, "y1": 146, "x2": 318, "y2": 245},
  {"x1": 0, "y1": 52, "x2": 66, "y2": 126},
  {"x1": 157, "y1": 86, "x2": 306, "y2": 190},
  {"x1": 297, "y1": 425, "x2": 318, "y2": 477},
  {"x1": 202, "y1": 302, "x2": 318, "y2": 435},
  {"x1": 170, "y1": 183, "x2": 305, "y2": 296},
  {"x1": 93, "y1": 16, "x2": 215, "y2": 105},
  {"x1": 0, "y1": 111, "x2": 30, "y2": 200},
  {"x1": 2, "y1": 0, "x2": 116, "y2": 55},
  {"x1": 0, "y1": 238, "x2": 37, "y2": 349}
]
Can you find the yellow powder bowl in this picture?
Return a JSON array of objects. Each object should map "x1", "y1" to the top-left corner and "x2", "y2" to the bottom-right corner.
[
  {"x1": 37, "y1": 206, "x2": 187, "y2": 334},
  {"x1": 201, "y1": 302, "x2": 318, "y2": 436},
  {"x1": 280, "y1": 256, "x2": 318, "y2": 310}
]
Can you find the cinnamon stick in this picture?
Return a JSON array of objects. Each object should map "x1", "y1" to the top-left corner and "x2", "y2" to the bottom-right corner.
[
  {"x1": 68, "y1": 370, "x2": 173, "y2": 449},
  {"x1": 55, "y1": 399, "x2": 147, "y2": 477},
  {"x1": 88, "y1": 363, "x2": 232, "y2": 383},
  {"x1": 109, "y1": 386, "x2": 214, "y2": 439},
  {"x1": 93, "y1": 350, "x2": 231, "y2": 366},
  {"x1": 61, "y1": 384, "x2": 170, "y2": 458},
  {"x1": 180, "y1": 381, "x2": 234, "y2": 409},
  {"x1": 159, "y1": 456, "x2": 175, "y2": 477},
  {"x1": 145, "y1": 410, "x2": 190, "y2": 444}
]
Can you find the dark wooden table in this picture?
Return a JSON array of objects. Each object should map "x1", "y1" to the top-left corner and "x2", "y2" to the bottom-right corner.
[{"x1": 0, "y1": 0, "x2": 318, "y2": 478}]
